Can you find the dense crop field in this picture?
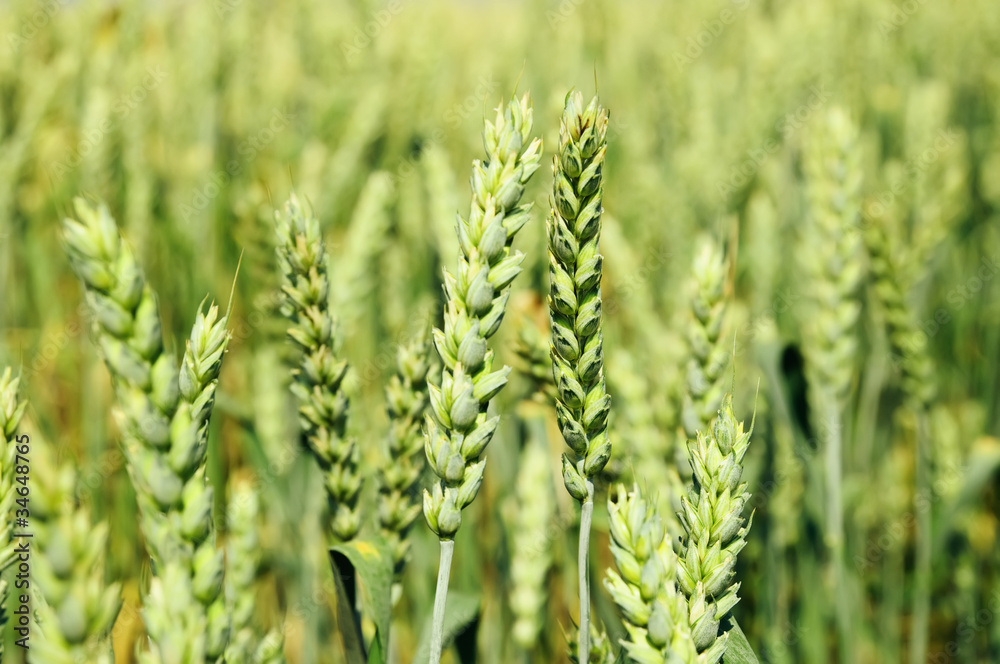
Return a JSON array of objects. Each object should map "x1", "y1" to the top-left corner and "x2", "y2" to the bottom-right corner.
[{"x1": 1, "y1": 0, "x2": 999, "y2": 662}]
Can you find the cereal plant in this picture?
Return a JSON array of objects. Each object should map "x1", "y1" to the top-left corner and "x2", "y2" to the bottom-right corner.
[{"x1": 1, "y1": 1, "x2": 999, "y2": 663}]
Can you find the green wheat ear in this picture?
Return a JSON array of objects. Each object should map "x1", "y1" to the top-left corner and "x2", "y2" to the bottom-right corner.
[
  {"x1": 677, "y1": 395, "x2": 753, "y2": 656},
  {"x1": 509, "y1": 426, "x2": 556, "y2": 650},
  {"x1": 425, "y1": 91, "x2": 543, "y2": 664},
  {"x1": 681, "y1": 237, "x2": 730, "y2": 451},
  {"x1": 605, "y1": 395, "x2": 753, "y2": 664},
  {"x1": 546, "y1": 90, "x2": 609, "y2": 664},
  {"x1": 378, "y1": 332, "x2": 431, "y2": 584},
  {"x1": 224, "y1": 482, "x2": 287, "y2": 664},
  {"x1": 62, "y1": 198, "x2": 233, "y2": 661},
  {"x1": 423, "y1": 91, "x2": 543, "y2": 541},
  {"x1": 274, "y1": 192, "x2": 360, "y2": 542},
  {"x1": 548, "y1": 90, "x2": 611, "y2": 500},
  {"x1": 29, "y1": 424, "x2": 121, "y2": 664}
]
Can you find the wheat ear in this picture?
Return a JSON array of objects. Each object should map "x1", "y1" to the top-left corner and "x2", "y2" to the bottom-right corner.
[
  {"x1": 606, "y1": 483, "x2": 718, "y2": 664},
  {"x1": 425, "y1": 92, "x2": 542, "y2": 664},
  {"x1": 509, "y1": 425, "x2": 555, "y2": 650},
  {"x1": 29, "y1": 426, "x2": 122, "y2": 664},
  {"x1": 864, "y1": 203, "x2": 936, "y2": 664},
  {"x1": 379, "y1": 334, "x2": 431, "y2": 584},
  {"x1": 274, "y1": 193, "x2": 360, "y2": 542},
  {"x1": 680, "y1": 238, "x2": 730, "y2": 452},
  {"x1": 63, "y1": 198, "x2": 232, "y2": 661},
  {"x1": 606, "y1": 395, "x2": 753, "y2": 663},
  {"x1": 676, "y1": 395, "x2": 754, "y2": 660},
  {"x1": 546, "y1": 91, "x2": 609, "y2": 664},
  {"x1": 800, "y1": 108, "x2": 864, "y2": 661},
  {"x1": 224, "y1": 482, "x2": 287, "y2": 664}
]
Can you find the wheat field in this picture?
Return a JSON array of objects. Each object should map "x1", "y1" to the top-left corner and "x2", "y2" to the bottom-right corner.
[{"x1": 1, "y1": 0, "x2": 999, "y2": 663}]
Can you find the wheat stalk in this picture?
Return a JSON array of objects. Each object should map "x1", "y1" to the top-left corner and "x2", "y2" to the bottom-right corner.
[
  {"x1": 424, "y1": 92, "x2": 542, "y2": 664},
  {"x1": 800, "y1": 107, "x2": 864, "y2": 661}
]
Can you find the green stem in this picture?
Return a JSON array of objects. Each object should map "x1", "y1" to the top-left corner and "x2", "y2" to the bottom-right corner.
[
  {"x1": 824, "y1": 402, "x2": 851, "y2": 662},
  {"x1": 910, "y1": 408, "x2": 931, "y2": 664},
  {"x1": 578, "y1": 479, "x2": 595, "y2": 664},
  {"x1": 429, "y1": 539, "x2": 455, "y2": 664}
]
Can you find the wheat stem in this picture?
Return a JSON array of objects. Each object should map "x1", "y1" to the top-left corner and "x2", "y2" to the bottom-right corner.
[
  {"x1": 822, "y1": 400, "x2": 850, "y2": 661},
  {"x1": 578, "y1": 480, "x2": 595, "y2": 664},
  {"x1": 910, "y1": 409, "x2": 931, "y2": 664},
  {"x1": 429, "y1": 539, "x2": 455, "y2": 664}
]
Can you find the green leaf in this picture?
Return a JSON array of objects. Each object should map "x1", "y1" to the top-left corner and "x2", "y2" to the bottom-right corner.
[
  {"x1": 330, "y1": 537, "x2": 395, "y2": 663},
  {"x1": 722, "y1": 617, "x2": 760, "y2": 664},
  {"x1": 367, "y1": 627, "x2": 386, "y2": 664},
  {"x1": 414, "y1": 591, "x2": 481, "y2": 663},
  {"x1": 329, "y1": 549, "x2": 365, "y2": 664}
]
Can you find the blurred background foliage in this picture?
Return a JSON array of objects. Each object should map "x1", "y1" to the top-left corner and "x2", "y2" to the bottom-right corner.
[{"x1": 1, "y1": 0, "x2": 999, "y2": 662}]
